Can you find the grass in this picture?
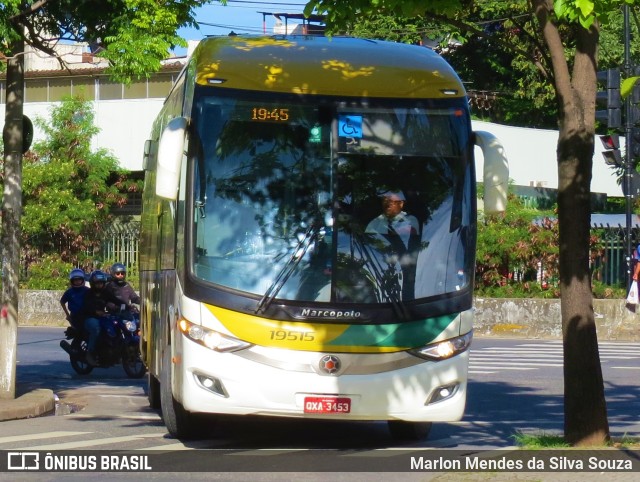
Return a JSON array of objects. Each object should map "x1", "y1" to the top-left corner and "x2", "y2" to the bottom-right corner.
[
  {"x1": 513, "y1": 432, "x2": 570, "y2": 448},
  {"x1": 513, "y1": 431, "x2": 640, "y2": 449}
]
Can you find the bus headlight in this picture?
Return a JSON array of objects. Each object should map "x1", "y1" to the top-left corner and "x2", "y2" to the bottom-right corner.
[
  {"x1": 178, "y1": 319, "x2": 252, "y2": 353},
  {"x1": 410, "y1": 331, "x2": 473, "y2": 361}
]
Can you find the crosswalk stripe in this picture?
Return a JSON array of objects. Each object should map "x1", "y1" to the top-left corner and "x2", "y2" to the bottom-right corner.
[
  {"x1": 0, "y1": 431, "x2": 90, "y2": 445},
  {"x1": 228, "y1": 449, "x2": 310, "y2": 456},
  {"x1": 469, "y1": 361, "x2": 563, "y2": 367},
  {"x1": 469, "y1": 341, "x2": 640, "y2": 375},
  {"x1": 66, "y1": 413, "x2": 161, "y2": 421},
  {"x1": 471, "y1": 354, "x2": 563, "y2": 358},
  {"x1": 14, "y1": 433, "x2": 165, "y2": 451},
  {"x1": 139, "y1": 440, "x2": 222, "y2": 451},
  {"x1": 475, "y1": 348, "x2": 640, "y2": 353}
]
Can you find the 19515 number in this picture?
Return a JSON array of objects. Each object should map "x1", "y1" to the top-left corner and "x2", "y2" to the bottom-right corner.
[{"x1": 269, "y1": 330, "x2": 315, "y2": 342}]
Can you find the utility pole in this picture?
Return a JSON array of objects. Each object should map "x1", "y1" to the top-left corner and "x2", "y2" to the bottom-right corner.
[{"x1": 623, "y1": 4, "x2": 634, "y2": 288}]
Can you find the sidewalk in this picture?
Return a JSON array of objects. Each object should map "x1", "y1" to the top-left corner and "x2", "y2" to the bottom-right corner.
[{"x1": 0, "y1": 388, "x2": 55, "y2": 421}]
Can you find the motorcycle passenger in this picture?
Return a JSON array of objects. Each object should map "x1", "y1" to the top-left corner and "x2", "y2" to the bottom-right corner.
[
  {"x1": 105, "y1": 263, "x2": 140, "y2": 319},
  {"x1": 83, "y1": 270, "x2": 118, "y2": 366},
  {"x1": 60, "y1": 268, "x2": 89, "y2": 330}
]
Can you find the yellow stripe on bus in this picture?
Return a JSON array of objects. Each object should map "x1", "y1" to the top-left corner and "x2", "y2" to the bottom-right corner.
[{"x1": 204, "y1": 304, "x2": 455, "y2": 353}]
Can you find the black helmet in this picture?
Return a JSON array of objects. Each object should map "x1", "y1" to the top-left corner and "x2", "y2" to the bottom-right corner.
[
  {"x1": 111, "y1": 263, "x2": 127, "y2": 283},
  {"x1": 69, "y1": 268, "x2": 85, "y2": 282},
  {"x1": 89, "y1": 270, "x2": 108, "y2": 288}
]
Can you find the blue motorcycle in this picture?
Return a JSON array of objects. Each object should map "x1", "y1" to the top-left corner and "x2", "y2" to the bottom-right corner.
[{"x1": 60, "y1": 312, "x2": 146, "y2": 378}]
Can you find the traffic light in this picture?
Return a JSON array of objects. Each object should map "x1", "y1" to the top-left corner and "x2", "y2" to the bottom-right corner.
[
  {"x1": 596, "y1": 68, "x2": 621, "y2": 128},
  {"x1": 600, "y1": 133, "x2": 623, "y2": 167}
]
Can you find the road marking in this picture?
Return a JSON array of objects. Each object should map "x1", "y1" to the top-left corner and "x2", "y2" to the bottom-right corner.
[
  {"x1": 471, "y1": 354, "x2": 563, "y2": 359},
  {"x1": 140, "y1": 440, "x2": 223, "y2": 451},
  {"x1": 98, "y1": 394, "x2": 146, "y2": 398},
  {"x1": 470, "y1": 361, "x2": 563, "y2": 367},
  {"x1": 66, "y1": 413, "x2": 161, "y2": 421},
  {"x1": 0, "y1": 431, "x2": 90, "y2": 445},
  {"x1": 228, "y1": 449, "x2": 311, "y2": 456},
  {"x1": 611, "y1": 366, "x2": 640, "y2": 370},
  {"x1": 14, "y1": 433, "x2": 165, "y2": 451}
]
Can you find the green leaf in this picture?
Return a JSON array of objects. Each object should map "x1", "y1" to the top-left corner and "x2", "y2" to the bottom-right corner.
[{"x1": 621, "y1": 76, "x2": 640, "y2": 99}]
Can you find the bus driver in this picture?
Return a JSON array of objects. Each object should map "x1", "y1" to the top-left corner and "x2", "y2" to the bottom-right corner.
[{"x1": 365, "y1": 190, "x2": 421, "y2": 300}]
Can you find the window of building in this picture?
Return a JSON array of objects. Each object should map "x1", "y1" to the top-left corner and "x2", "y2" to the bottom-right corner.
[
  {"x1": 124, "y1": 80, "x2": 147, "y2": 99},
  {"x1": 99, "y1": 80, "x2": 123, "y2": 100},
  {"x1": 72, "y1": 78, "x2": 96, "y2": 100},
  {"x1": 148, "y1": 74, "x2": 174, "y2": 98},
  {"x1": 49, "y1": 78, "x2": 72, "y2": 101},
  {"x1": 25, "y1": 79, "x2": 48, "y2": 102}
]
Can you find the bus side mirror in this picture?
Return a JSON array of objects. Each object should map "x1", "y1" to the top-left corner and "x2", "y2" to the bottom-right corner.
[
  {"x1": 143, "y1": 139, "x2": 153, "y2": 171},
  {"x1": 474, "y1": 131, "x2": 509, "y2": 214},
  {"x1": 156, "y1": 117, "x2": 187, "y2": 200}
]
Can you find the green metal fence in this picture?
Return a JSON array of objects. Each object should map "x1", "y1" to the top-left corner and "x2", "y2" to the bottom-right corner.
[
  {"x1": 101, "y1": 221, "x2": 140, "y2": 273},
  {"x1": 592, "y1": 226, "x2": 640, "y2": 286}
]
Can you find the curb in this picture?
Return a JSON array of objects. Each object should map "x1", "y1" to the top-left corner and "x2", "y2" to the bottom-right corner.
[{"x1": 0, "y1": 389, "x2": 56, "y2": 422}]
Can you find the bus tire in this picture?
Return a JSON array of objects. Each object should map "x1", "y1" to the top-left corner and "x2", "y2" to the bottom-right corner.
[
  {"x1": 160, "y1": 349, "x2": 201, "y2": 439},
  {"x1": 147, "y1": 373, "x2": 161, "y2": 409},
  {"x1": 387, "y1": 421, "x2": 432, "y2": 441}
]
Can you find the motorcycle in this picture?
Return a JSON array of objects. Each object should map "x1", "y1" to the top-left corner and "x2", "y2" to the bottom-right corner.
[{"x1": 60, "y1": 310, "x2": 146, "y2": 378}]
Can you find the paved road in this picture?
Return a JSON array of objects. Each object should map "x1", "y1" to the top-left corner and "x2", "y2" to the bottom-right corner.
[{"x1": 2, "y1": 328, "x2": 640, "y2": 479}]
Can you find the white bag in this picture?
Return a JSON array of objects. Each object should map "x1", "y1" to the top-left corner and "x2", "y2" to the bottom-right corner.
[{"x1": 627, "y1": 280, "x2": 639, "y2": 305}]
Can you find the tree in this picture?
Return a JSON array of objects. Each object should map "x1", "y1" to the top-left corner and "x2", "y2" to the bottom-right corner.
[
  {"x1": 0, "y1": 0, "x2": 218, "y2": 399},
  {"x1": 304, "y1": 0, "x2": 631, "y2": 446},
  {"x1": 21, "y1": 95, "x2": 138, "y2": 284}
]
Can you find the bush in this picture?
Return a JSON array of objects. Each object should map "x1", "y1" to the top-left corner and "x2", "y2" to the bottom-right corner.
[{"x1": 22, "y1": 255, "x2": 75, "y2": 290}]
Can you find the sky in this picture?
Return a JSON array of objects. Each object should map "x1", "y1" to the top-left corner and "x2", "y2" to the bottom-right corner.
[{"x1": 175, "y1": 0, "x2": 315, "y2": 53}]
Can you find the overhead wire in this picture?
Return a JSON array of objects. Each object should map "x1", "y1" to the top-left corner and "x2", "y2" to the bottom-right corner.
[{"x1": 191, "y1": 1, "x2": 313, "y2": 35}]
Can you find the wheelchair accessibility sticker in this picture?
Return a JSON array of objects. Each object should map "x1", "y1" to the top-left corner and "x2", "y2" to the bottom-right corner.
[{"x1": 338, "y1": 115, "x2": 363, "y2": 138}]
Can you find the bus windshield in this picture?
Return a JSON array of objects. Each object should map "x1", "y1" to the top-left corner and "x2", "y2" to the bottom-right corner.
[{"x1": 190, "y1": 90, "x2": 474, "y2": 305}]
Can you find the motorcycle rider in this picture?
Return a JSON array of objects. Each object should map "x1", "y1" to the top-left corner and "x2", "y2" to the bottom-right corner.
[
  {"x1": 60, "y1": 268, "x2": 89, "y2": 330},
  {"x1": 105, "y1": 263, "x2": 140, "y2": 319},
  {"x1": 82, "y1": 270, "x2": 118, "y2": 366}
]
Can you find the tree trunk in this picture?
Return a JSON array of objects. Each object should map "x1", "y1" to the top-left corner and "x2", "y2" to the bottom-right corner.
[
  {"x1": 532, "y1": 0, "x2": 609, "y2": 445},
  {"x1": 0, "y1": 35, "x2": 24, "y2": 400},
  {"x1": 558, "y1": 126, "x2": 610, "y2": 445},
  {"x1": 552, "y1": 18, "x2": 610, "y2": 445}
]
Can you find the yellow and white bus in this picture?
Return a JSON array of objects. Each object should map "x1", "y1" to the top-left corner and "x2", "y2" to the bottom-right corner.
[{"x1": 140, "y1": 35, "x2": 508, "y2": 440}]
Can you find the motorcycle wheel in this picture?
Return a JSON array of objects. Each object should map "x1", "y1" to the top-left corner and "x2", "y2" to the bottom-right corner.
[
  {"x1": 122, "y1": 346, "x2": 147, "y2": 379},
  {"x1": 70, "y1": 339, "x2": 94, "y2": 375}
]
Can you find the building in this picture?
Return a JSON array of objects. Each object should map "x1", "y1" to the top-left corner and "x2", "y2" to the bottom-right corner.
[
  {"x1": 1, "y1": 43, "x2": 186, "y2": 173},
  {"x1": 1, "y1": 41, "x2": 625, "y2": 197}
]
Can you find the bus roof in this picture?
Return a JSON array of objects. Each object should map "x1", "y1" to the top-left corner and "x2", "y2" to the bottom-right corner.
[{"x1": 191, "y1": 36, "x2": 466, "y2": 99}]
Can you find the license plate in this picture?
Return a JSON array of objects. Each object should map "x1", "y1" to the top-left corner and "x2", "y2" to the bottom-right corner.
[{"x1": 303, "y1": 396, "x2": 351, "y2": 414}]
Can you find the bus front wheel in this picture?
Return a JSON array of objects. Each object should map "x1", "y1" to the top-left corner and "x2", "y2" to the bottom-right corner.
[
  {"x1": 148, "y1": 373, "x2": 161, "y2": 409},
  {"x1": 388, "y1": 421, "x2": 432, "y2": 441},
  {"x1": 160, "y1": 349, "x2": 203, "y2": 439}
]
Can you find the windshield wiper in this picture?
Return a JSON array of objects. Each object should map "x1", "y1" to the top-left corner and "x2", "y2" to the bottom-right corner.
[
  {"x1": 352, "y1": 233, "x2": 410, "y2": 320},
  {"x1": 255, "y1": 225, "x2": 318, "y2": 314}
]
